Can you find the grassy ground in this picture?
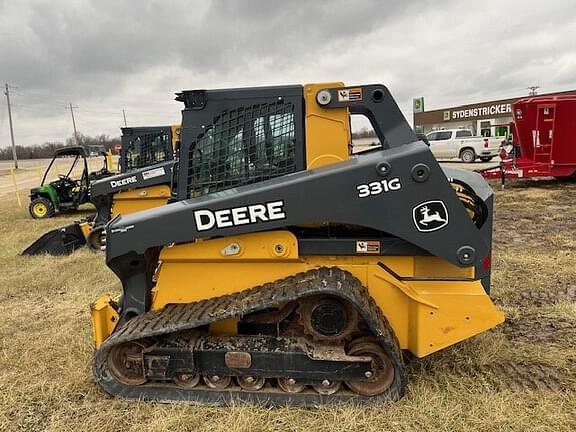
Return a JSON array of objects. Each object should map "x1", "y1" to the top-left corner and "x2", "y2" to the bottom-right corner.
[{"x1": 0, "y1": 179, "x2": 575, "y2": 432}]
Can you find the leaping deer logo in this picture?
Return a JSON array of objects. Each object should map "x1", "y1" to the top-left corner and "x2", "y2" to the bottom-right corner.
[
  {"x1": 418, "y1": 205, "x2": 447, "y2": 226},
  {"x1": 413, "y1": 201, "x2": 449, "y2": 232}
]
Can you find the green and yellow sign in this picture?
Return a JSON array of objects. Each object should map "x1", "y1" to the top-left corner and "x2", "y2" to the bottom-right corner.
[{"x1": 413, "y1": 97, "x2": 424, "y2": 113}]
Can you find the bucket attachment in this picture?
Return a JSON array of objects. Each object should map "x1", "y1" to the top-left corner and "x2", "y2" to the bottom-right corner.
[{"x1": 21, "y1": 223, "x2": 87, "y2": 256}]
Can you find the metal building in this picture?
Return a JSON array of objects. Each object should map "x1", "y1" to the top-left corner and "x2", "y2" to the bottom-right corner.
[{"x1": 413, "y1": 89, "x2": 576, "y2": 137}]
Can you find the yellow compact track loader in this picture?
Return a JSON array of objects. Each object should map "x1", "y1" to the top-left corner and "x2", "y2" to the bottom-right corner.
[
  {"x1": 22, "y1": 125, "x2": 180, "y2": 255},
  {"x1": 91, "y1": 83, "x2": 504, "y2": 405}
]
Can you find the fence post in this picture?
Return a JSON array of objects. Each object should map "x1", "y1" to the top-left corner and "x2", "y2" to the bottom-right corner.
[{"x1": 10, "y1": 168, "x2": 22, "y2": 208}]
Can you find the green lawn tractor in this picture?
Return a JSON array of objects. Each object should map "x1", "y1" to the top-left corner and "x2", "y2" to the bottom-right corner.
[{"x1": 28, "y1": 146, "x2": 112, "y2": 219}]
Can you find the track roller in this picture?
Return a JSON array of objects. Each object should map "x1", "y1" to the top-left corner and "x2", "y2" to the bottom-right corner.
[
  {"x1": 204, "y1": 375, "x2": 232, "y2": 389},
  {"x1": 312, "y1": 379, "x2": 341, "y2": 395},
  {"x1": 277, "y1": 377, "x2": 306, "y2": 393},
  {"x1": 237, "y1": 376, "x2": 266, "y2": 391},
  {"x1": 174, "y1": 372, "x2": 200, "y2": 389}
]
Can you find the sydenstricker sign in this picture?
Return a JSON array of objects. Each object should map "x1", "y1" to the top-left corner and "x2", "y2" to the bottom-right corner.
[
  {"x1": 449, "y1": 103, "x2": 512, "y2": 120},
  {"x1": 414, "y1": 90, "x2": 576, "y2": 127}
]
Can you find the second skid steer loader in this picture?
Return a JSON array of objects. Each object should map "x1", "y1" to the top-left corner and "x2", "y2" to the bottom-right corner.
[
  {"x1": 21, "y1": 125, "x2": 180, "y2": 255},
  {"x1": 91, "y1": 82, "x2": 503, "y2": 405}
]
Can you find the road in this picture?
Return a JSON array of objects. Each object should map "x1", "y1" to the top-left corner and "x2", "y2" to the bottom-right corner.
[
  {"x1": 0, "y1": 156, "x2": 117, "y2": 201},
  {"x1": 0, "y1": 155, "x2": 496, "y2": 204}
]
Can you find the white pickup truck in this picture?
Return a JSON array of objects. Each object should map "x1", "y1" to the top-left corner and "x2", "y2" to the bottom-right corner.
[{"x1": 425, "y1": 129, "x2": 501, "y2": 162}]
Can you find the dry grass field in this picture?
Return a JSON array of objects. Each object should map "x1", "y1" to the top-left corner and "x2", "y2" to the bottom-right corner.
[{"x1": 0, "y1": 178, "x2": 575, "y2": 432}]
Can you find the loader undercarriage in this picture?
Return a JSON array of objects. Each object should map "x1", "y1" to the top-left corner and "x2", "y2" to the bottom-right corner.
[{"x1": 93, "y1": 268, "x2": 406, "y2": 405}]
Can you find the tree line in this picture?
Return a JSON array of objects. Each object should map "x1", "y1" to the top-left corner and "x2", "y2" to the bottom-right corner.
[
  {"x1": 2, "y1": 128, "x2": 377, "y2": 160},
  {"x1": 0, "y1": 133, "x2": 121, "y2": 160},
  {"x1": 351, "y1": 127, "x2": 377, "y2": 139}
]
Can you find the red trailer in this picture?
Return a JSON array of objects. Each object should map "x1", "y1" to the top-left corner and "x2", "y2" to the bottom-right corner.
[{"x1": 481, "y1": 95, "x2": 576, "y2": 180}]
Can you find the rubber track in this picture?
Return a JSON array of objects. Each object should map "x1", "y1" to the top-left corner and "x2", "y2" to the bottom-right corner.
[{"x1": 93, "y1": 267, "x2": 407, "y2": 406}]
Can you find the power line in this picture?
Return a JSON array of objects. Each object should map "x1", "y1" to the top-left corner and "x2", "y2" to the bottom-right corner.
[
  {"x1": 69, "y1": 103, "x2": 79, "y2": 146},
  {"x1": 527, "y1": 85, "x2": 540, "y2": 96},
  {"x1": 7, "y1": 100, "x2": 178, "y2": 116},
  {"x1": 1, "y1": 85, "x2": 180, "y2": 148},
  {"x1": 4, "y1": 83, "x2": 18, "y2": 168},
  {"x1": 0, "y1": 100, "x2": 6, "y2": 130},
  {"x1": 9, "y1": 104, "x2": 70, "y2": 114}
]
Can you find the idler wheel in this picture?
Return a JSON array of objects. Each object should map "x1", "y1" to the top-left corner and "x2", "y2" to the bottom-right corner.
[
  {"x1": 345, "y1": 337, "x2": 395, "y2": 396},
  {"x1": 107, "y1": 341, "x2": 149, "y2": 386}
]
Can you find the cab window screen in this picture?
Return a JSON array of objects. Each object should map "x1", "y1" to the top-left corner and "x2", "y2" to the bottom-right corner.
[
  {"x1": 187, "y1": 101, "x2": 296, "y2": 198},
  {"x1": 124, "y1": 132, "x2": 171, "y2": 171}
]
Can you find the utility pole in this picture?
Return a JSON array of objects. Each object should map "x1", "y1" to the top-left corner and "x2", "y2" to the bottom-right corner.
[
  {"x1": 528, "y1": 86, "x2": 540, "y2": 96},
  {"x1": 122, "y1": 109, "x2": 127, "y2": 127},
  {"x1": 4, "y1": 83, "x2": 18, "y2": 169},
  {"x1": 69, "y1": 103, "x2": 79, "y2": 146}
]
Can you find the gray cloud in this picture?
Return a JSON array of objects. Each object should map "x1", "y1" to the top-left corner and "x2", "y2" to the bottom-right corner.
[{"x1": 0, "y1": 0, "x2": 575, "y2": 146}]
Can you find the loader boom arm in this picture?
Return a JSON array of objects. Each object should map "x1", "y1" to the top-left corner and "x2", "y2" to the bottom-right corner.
[
  {"x1": 106, "y1": 144, "x2": 491, "y2": 317},
  {"x1": 103, "y1": 83, "x2": 493, "y2": 319}
]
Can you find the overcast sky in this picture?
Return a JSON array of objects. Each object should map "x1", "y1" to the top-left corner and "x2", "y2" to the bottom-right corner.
[{"x1": 1, "y1": 0, "x2": 575, "y2": 147}]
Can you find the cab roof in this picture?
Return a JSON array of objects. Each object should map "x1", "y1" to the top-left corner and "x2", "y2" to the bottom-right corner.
[{"x1": 53, "y1": 146, "x2": 86, "y2": 157}]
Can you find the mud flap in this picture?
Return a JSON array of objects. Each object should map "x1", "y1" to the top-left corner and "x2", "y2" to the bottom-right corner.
[{"x1": 21, "y1": 223, "x2": 87, "y2": 256}]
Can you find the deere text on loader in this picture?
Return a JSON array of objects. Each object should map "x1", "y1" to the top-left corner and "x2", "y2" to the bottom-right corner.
[
  {"x1": 85, "y1": 125, "x2": 181, "y2": 250},
  {"x1": 91, "y1": 83, "x2": 504, "y2": 406},
  {"x1": 22, "y1": 126, "x2": 179, "y2": 255}
]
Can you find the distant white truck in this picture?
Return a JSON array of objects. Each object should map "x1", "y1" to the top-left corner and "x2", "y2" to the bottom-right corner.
[{"x1": 425, "y1": 129, "x2": 501, "y2": 162}]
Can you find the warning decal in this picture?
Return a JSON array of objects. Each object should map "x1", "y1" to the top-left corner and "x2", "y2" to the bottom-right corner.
[
  {"x1": 356, "y1": 240, "x2": 380, "y2": 254},
  {"x1": 142, "y1": 166, "x2": 166, "y2": 180},
  {"x1": 338, "y1": 87, "x2": 363, "y2": 102}
]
